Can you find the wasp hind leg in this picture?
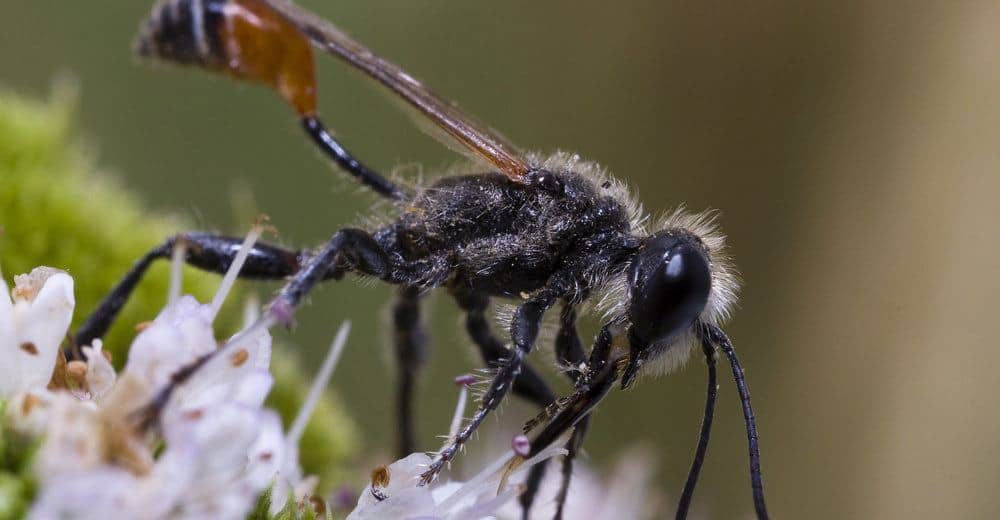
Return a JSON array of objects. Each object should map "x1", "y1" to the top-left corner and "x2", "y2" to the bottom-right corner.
[
  {"x1": 138, "y1": 227, "x2": 439, "y2": 431},
  {"x1": 301, "y1": 117, "x2": 406, "y2": 200},
  {"x1": 70, "y1": 232, "x2": 303, "y2": 360}
]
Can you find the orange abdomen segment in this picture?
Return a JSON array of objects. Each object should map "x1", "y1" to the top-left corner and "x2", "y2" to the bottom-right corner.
[{"x1": 217, "y1": 0, "x2": 318, "y2": 116}]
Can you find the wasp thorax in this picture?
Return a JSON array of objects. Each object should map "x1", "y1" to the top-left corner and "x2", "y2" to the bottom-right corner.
[{"x1": 627, "y1": 232, "x2": 711, "y2": 350}]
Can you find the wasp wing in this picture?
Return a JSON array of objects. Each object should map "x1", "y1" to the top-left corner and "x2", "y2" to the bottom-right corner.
[{"x1": 264, "y1": 0, "x2": 531, "y2": 181}]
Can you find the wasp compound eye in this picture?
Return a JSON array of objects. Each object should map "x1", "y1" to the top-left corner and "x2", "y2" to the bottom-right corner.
[{"x1": 628, "y1": 234, "x2": 711, "y2": 349}]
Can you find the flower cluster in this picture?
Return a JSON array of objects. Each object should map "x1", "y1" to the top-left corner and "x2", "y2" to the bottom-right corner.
[{"x1": 0, "y1": 245, "x2": 346, "y2": 520}]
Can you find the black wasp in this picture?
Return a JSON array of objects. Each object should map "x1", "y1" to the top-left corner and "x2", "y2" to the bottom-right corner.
[{"x1": 70, "y1": 0, "x2": 770, "y2": 517}]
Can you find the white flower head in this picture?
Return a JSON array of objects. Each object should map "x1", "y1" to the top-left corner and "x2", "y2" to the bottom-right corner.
[
  {"x1": 349, "y1": 382, "x2": 569, "y2": 520},
  {"x1": 155, "y1": 402, "x2": 287, "y2": 519},
  {"x1": 0, "y1": 267, "x2": 74, "y2": 397},
  {"x1": 15, "y1": 219, "x2": 360, "y2": 520},
  {"x1": 348, "y1": 445, "x2": 568, "y2": 520},
  {"x1": 31, "y1": 392, "x2": 123, "y2": 483},
  {"x1": 495, "y1": 448, "x2": 660, "y2": 520},
  {"x1": 122, "y1": 295, "x2": 218, "y2": 392}
]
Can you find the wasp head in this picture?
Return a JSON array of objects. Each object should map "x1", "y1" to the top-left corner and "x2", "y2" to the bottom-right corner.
[{"x1": 621, "y1": 230, "x2": 712, "y2": 388}]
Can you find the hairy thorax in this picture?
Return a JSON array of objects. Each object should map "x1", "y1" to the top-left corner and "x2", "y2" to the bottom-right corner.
[{"x1": 383, "y1": 171, "x2": 634, "y2": 297}]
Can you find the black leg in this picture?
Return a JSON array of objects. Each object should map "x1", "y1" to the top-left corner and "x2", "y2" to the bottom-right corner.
[
  {"x1": 268, "y1": 228, "x2": 404, "y2": 322},
  {"x1": 675, "y1": 334, "x2": 718, "y2": 520},
  {"x1": 526, "y1": 324, "x2": 619, "y2": 459},
  {"x1": 140, "y1": 227, "x2": 418, "y2": 430},
  {"x1": 554, "y1": 418, "x2": 589, "y2": 519},
  {"x1": 453, "y1": 290, "x2": 557, "y2": 408},
  {"x1": 392, "y1": 285, "x2": 427, "y2": 457},
  {"x1": 70, "y1": 232, "x2": 302, "y2": 358},
  {"x1": 699, "y1": 322, "x2": 769, "y2": 520},
  {"x1": 555, "y1": 305, "x2": 586, "y2": 384},
  {"x1": 546, "y1": 304, "x2": 591, "y2": 520},
  {"x1": 301, "y1": 117, "x2": 405, "y2": 200},
  {"x1": 453, "y1": 289, "x2": 557, "y2": 519},
  {"x1": 420, "y1": 282, "x2": 566, "y2": 484}
]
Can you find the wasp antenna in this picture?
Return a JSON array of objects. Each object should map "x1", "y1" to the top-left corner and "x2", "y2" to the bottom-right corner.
[
  {"x1": 703, "y1": 322, "x2": 769, "y2": 519},
  {"x1": 676, "y1": 327, "x2": 719, "y2": 519}
]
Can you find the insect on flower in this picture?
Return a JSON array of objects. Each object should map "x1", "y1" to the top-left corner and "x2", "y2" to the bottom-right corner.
[{"x1": 70, "y1": 0, "x2": 770, "y2": 517}]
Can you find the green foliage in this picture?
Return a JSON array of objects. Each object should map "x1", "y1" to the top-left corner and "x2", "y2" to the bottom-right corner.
[
  {"x1": 0, "y1": 83, "x2": 222, "y2": 363},
  {"x1": 248, "y1": 486, "x2": 334, "y2": 520},
  {"x1": 0, "y1": 87, "x2": 360, "y2": 512}
]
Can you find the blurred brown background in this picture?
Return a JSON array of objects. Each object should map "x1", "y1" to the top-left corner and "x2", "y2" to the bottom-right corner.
[{"x1": 2, "y1": 1, "x2": 998, "y2": 517}]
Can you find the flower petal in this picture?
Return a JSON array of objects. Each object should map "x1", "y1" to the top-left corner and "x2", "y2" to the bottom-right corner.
[{"x1": 0, "y1": 270, "x2": 74, "y2": 396}]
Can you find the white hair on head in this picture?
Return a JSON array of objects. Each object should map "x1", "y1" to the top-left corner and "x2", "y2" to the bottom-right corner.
[
  {"x1": 648, "y1": 208, "x2": 741, "y2": 378},
  {"x1": 590, "y1": 206, "x2": 741, "y2": 379},
  {"x1": 654, "y1": 207, "x2": 741, "y2": 325}
]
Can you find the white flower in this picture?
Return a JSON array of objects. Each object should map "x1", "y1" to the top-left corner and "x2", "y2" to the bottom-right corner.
[
  {"x1": 349, "y1": 383, "x2": 569, "y2": 520},
  {"x1": 26, "y1": 290, "x2": 286, "y2": 520},
  {"x1": 122, "y1": 295, "x2": 219, "y2": 393},
  {"x1": 0, "y1": 267, "x2": 74, "y2": 397},
  {"x1": 19, "y1": 224, "x2": 355, "y2": 520},
  {"x1": 114, "y1": 293, "x2": 275, "y2": 423},
  {"x1": 2, "y1": 228, "x2": 284, "y2": 518},
  {"x1": 28, "y1": 400, "x2": 288, "y2": 520},
  {"x1": 348, "y1": 447, "x2": 567, "y2": 520},
  {"x1": 494, "y1": 448, "x2": 659, "y2": 520},
  {"x1": 33, "y1": 392, "x2": 104, "y2": 478},
  {"x1": 156, "y1": 402, "x2": 287, "y2": 519}
]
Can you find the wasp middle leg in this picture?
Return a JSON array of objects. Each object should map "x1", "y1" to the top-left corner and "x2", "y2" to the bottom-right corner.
[{"x1": 392, "y1": 285, "x2": 428, "y2": 457}]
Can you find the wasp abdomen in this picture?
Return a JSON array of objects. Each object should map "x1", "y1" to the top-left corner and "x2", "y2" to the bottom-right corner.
[
  {"x1": 137, "y1": 0, "x2": 318, "y2": 116},
  {"x1": 136, "y1": 0, "x2": 227, "y2": 68}
]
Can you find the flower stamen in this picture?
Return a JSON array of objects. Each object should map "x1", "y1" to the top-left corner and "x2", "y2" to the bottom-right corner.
[
  {"x1": 167, "y1": 240, "x2": 186, "y2": 307},
  {"x1": 207, "y1": 223, "x2": 264, "y2": 321},
  {"x1": 287, "y1": 321, "x2": 351, "y2": 446}
]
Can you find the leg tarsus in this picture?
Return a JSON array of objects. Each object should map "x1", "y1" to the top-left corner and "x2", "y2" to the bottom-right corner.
[
  {"x1": 526, "y1": 324, "x2": 618, "y2": 459},
  {"x1": 554, "y1": 416, "x2": 589, "y2": 520}
]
